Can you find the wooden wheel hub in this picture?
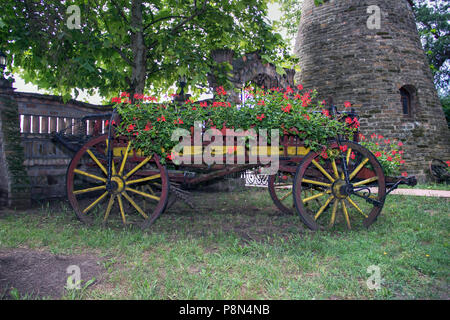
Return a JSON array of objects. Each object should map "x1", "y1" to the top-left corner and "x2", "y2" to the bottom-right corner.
[
  {"x1": 109, "y1": 175, "x2": 125, "y2": 194},
  {"x1": 332, "y1": 180, "x2": 352, "y2": 199}
]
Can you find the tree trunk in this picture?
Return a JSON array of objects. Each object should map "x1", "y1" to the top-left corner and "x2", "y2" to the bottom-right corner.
[{"x1": 130, "y1": 0, "x2": 147, "y2": 95}]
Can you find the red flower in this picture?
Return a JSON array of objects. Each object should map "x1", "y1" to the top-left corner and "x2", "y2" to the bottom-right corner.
[
  {"x1": 297, "y1": 84, "x2": 303, "y2": 91},
  {"x1": 446, "y1": 160, "x2": 450, "y2": 167},
  {"x1": 401, "y1": 172, "x2": 408, "y2": 177},
  {"x1": 127, "y1": 124, "x2": 136, "y2": 132},
  {"x1": 344, "y1": 101, "x2": 351, "y2": 108},
  {"x1": 111, "y1": 97, "x2": 121, "y2": 103},
  {"x1": 387, "y1": 156, "x2": 393, "y2": 162},
  {"x1": 144, "y1": 122, "x2": 152, "y2": 131},
  {"x1": 303, "y1": 114, "x2": 310, "y2": 121},
  {"x1": 120, "y1": 92, "x2": 130, "y2": 98},
  {"x1": 286, "y1": 86, "x2": 294, "y2": 94},
  {"x1": 294, "y1": 94, "x2": 302, "y2": 100},
  {"x1": 256, "y1": 114, "x2": 265, "y2": 121},
  {"x1": 339, "y1": 145, "x2": 348, "y2": 152},
  {"x1": 157, "y1": 116, "x2": 166, "y2": 122},
  {"x1": 322, "y1": 109, "x2": 330, "y2": 117},
  {"x1": 400, "y1": 160, "x2": 405, "y2": 164},
  {"x1": 384, "y1": 139, "x2": 391, "y2": 144},
  {"x1": 257, "y1": 99, "x2": 266, "y2": 106},
  {"x1": 216, "y1": 86, "x2": 227, "y2": 96},
  {"x1": 345, "y1": 117, "x2": 353, "y2": 125},
  {"x1": 375, "y1": 152, "x2": 382, "y2": 157},
  {"x1": 391, "y1": 150, "x2": 397, "y2": 156},
  {"x1": 192, "y1": 107, "x2": 197, "y2": 111},
  {"x1": 398, "y1": 142, "x2": 403, "y2": 147},
  {"x1": 282, "y1": 104, "x2": 292, "y2": 113},
  {"x1": 351, "y1": 152, "x2": 356, "y2": 160},
  {"x1": 321, "y1": 150, "x2": 328, "y2": 159},
  {"x1": 200, "y1": 101, "x2": 208, "y2": 107}
]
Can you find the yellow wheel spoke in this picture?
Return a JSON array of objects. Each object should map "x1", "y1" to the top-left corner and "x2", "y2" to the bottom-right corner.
[
  {"x1": 302, "y1": 178, "x2": 331, "y2": 188},
  {"x1": 331, "y1": 159, "x2": 339, "y2": 179},
  {"x1": 146, "y1": 185, "x2": 155, "y2": 196},
  {"x1": 353, "y1": 176, "x2": 379, "y2": 187},
  {"x1": 126, "y1": 174, "x2": 161, "y2": 185},
  {"x1": 86, "y1": 149, "x2": 108, "y2": 176},
  {"x1": 74, "y1": 169, "x2": 106, "y2": 182},
  {"x1": 279, "y1": 190, "x2": 292, "y2": 201},
  {"x1": 346, "y1": 148, "x2": 352, "y2": 165},
  {"x1": 302, "y1": 191, "x2": 330, "y2": 203},
  {"x1": 329, "y1": 199, "x2": 339, "y2": 228},
  {"x1": 346, "y1": 197, "x2": 368, "y2": 218},
  {"x1": 122, "y1": 191, "x2": 148, "y2": 219},
  {"x1": 314, "y1": 195, "x2": 334, "y2": 220},
  {"x1": 74, "y1": 185, "x2": 106, "y2": 195},
  {"x1": 126, "y1": 187, "x2": 160, "y2": 201},
  {"x1": 341, "y1": 200, "x2": 352, "y2": 229},
  {"x1": 124, "y1": 156, "x2": 153, "y2": 179},
  {"x1": 311, "y1": 159, "x2": 335, "y2": 182},
  {"x1": 117, "y1": 194, "x2": 126, "y2": 224},
  {"x1": 82, "y1": 191, "x2": 108, "y2": 214},
  {"x1": 119, "y1": 141, "x2": 132, "y2": 176},
  {"x1": 103, "y1": 194, "x2": 116, "y2": 222},
  {"x1": 349, "y1": 157, "x2": 369, "y2": 180}
]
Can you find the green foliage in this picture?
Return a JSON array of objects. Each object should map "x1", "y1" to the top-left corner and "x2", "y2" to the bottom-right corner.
[
  {"x1": 0, "y1": 0, "x2": 293, "y2": 101},
  {"x1": 114, "y1": 86, "x2": 355, "y2": 162},
  {"x1": 413, "y1": 0, "x2": 449, "y2": 94},
  {"x1": 441, "y1": 95, "x2": 450, "y2": 128}
]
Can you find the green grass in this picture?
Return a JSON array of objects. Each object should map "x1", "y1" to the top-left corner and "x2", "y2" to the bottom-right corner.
[
  {"x1": 0, "y1": 188, "x2": 448, "y2": 300},
  {"x1": 399, "y1": 182, "x2": 450, "y2": 191}
]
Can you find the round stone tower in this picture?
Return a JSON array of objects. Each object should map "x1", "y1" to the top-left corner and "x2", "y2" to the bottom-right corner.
[{"x1": 294, "y1": 0, "x2": 450, "y2": 181}]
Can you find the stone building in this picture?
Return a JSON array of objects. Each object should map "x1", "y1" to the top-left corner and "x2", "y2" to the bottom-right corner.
[{"x1": 294, "y1": 0, "x2": 450, "y2": 181}]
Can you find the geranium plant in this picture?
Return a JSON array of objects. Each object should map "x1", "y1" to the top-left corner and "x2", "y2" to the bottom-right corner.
[
  {"x1": 359, "y1": 133, "x2": 408, "y2": 177},
  {"x1": 112, "y1": 85, "x2": 357, "y2": 163}
]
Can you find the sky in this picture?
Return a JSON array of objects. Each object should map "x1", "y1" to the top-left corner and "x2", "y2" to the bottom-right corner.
[{"x1": 12, "y1": 3, "x2": 285, "y2": 105}]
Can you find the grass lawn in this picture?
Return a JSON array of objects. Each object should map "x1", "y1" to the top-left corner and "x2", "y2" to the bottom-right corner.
[{"x1": 0, "y1": 187, "x2": 448, "y2": 300}]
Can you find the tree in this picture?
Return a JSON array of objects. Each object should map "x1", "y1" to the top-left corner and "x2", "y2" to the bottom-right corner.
[
  {"x1": 0, "y1": 0, "x2": 293, "y2": 101},
  {"x1": 414, "y1": 0, "x2": 449, "y2": 94}
]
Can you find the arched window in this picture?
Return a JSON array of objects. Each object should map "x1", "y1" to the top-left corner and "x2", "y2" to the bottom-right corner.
[
  {"x1": 400, "y1": 87, "x2": 411, "y2": 116},
  {"x1": 399, "y1": 85, "x2": 416, "y2": 117}
]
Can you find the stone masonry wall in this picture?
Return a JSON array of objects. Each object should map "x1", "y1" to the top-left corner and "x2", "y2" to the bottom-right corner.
[
  {"x1": 0, "y1": 87, "x2": 111, "y2": 207},
  {"x1": 294, "y1": 0, "x2": 450, "y2": 182}
]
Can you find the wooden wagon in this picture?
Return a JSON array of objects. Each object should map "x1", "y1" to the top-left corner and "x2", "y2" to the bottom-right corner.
[{"x1": 55, "y1": 105, "x2": 417, "y2": 231}]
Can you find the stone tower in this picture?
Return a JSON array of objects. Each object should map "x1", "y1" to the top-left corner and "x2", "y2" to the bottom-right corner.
[{"x1": 294, "y1": 0, "x2": 450, "y2": 181}]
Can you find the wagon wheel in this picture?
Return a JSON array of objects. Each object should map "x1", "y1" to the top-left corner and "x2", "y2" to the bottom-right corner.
[
  {"x1": 268, "y1": 172, "x2": 295, "y2": 214},
  {"x1": 269, "y1": 170, "x2": 328, "y2": 215},
  {"x1": 293, "y1": 140, "x2": 386, "y2": 230},
  {"x1": 66, "y1": 134, "x2": 170, "y2": 229},
  {"x1": 429, "y1": 159, "x2": 450, "y2": 183}
]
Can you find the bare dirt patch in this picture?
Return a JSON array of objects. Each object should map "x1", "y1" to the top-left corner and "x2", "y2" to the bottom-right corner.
[{"x1": 0, "y1": 248, "x2": 104, "y2": 299}]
